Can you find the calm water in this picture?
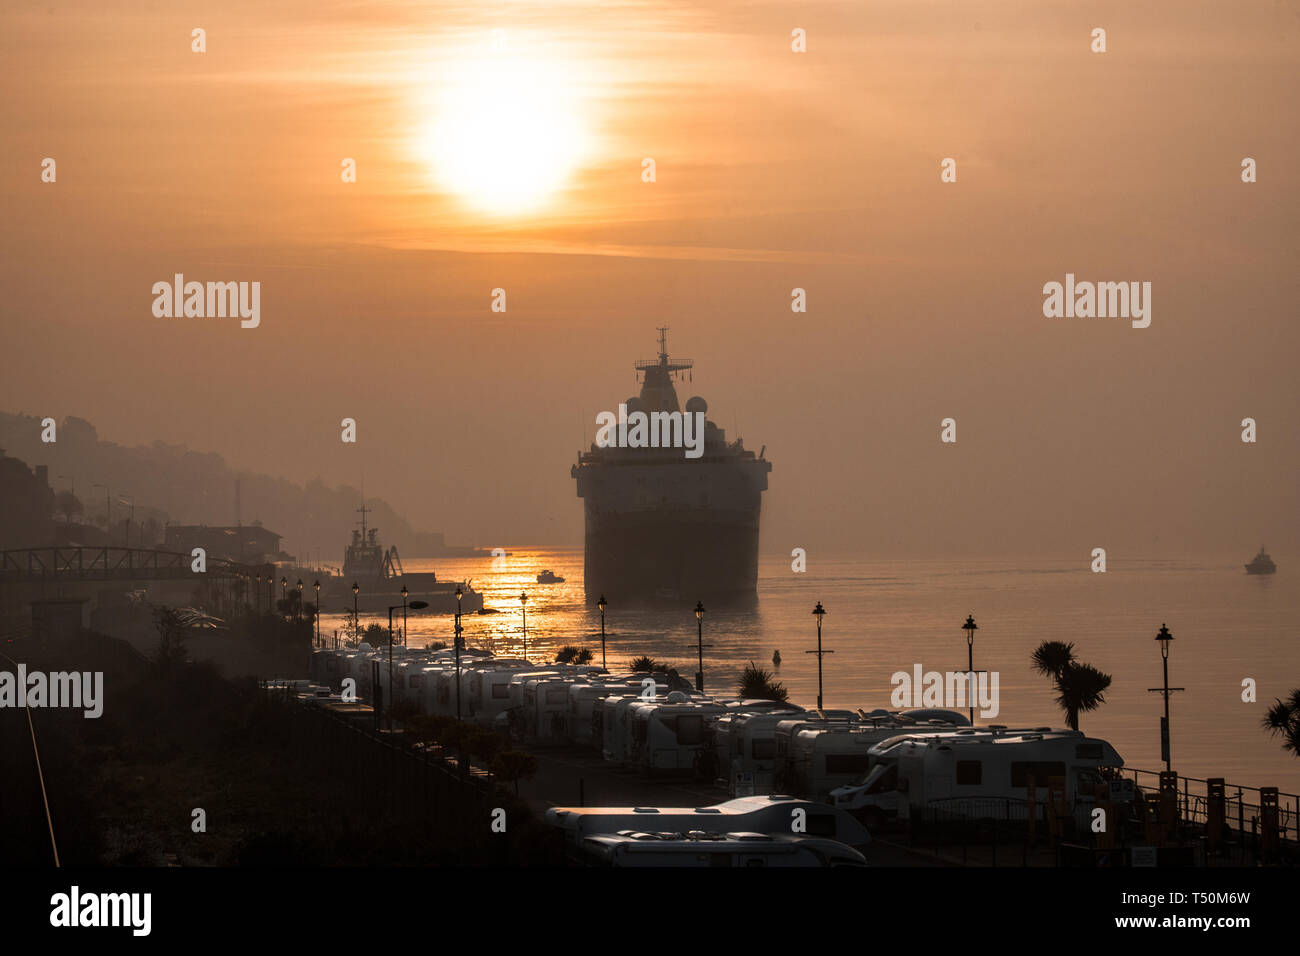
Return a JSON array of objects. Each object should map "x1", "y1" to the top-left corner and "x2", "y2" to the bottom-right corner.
[{"x1": 320, "y1": 549, "x2": 1300, "y2": 794}]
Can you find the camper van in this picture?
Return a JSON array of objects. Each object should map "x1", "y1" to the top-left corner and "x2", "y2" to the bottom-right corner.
[
  {"x1": 830, "y1": 728, "x2": 1125, "y2": 829},
  {"x1": 579, "y1": 831, "x2": 866, "y2": 867},
  {"x1": 547, "y1": 794, "x2": 871, "y2": 849},
  {"x1": 715, "y1": 710, "x2": 806, "y2": 795}
]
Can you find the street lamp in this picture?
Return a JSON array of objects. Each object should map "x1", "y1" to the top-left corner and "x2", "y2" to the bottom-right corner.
[
  {"x1": 296, "y1": 579, "x2": 303, "y2": 622},
  {"x1": 597, "y1": 594, "x2": 608, "y2": 669},
  {"x1": 400, "y1": 585, "x2": 409, "y2": 647},
  {"x1": 280, "y1": 577, "x2": 287, "y2": 606},
  {"x1": 962, "y1": 614, "x2": 978, "y2": 725},
  {"x1": 352, "y1": 582, "x2": 360, "y2": 643},
  {"x1": 806, "y1": 602, "x2": 832, "y2": 711},
  {"x1": 519, "y1": 590, "x2": 528, "y2": 661},
  {"x1": 694, "y1": 601, "x2": 707, "y2": 693},
  {"x1": 454, "y1": 585, "x2": 464, "y2": 720},
  {"x1": 1148, "y1": 623, "x2": 1183, "y2": 772},
  {"x1": 386, "y1": 599, "x2": 429, "y2": 731},
  {"x1": 313, "y1": 580, "x2": 321, "y2": 647}
]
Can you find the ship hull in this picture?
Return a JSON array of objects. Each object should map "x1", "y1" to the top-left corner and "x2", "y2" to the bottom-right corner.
[{"x1": 583, "y1": 507, "x2": 761, "y2": 603}]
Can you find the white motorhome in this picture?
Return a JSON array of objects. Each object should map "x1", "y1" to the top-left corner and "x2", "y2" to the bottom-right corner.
[
  {"x1": 716, "y1": 709, "x2": 807, "y2": 795},
  {"x1": 784, "y1": 718, "x2": 969, "y2": 801},
  {"x1": 830, "y1": 728, "x2": 1125, "y2": 829},
  {"x1": 580, "y1": 831, "x2": 866, "y2": 867},
  {"x1": 629, "y1": 697, "x2": 733, "y2": 773},
  {"x1": 547, "y1": 794, "x2": 871, "y2": 849}
]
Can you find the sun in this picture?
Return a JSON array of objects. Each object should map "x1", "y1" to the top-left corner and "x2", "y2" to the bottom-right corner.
[{"x1": 416, "y1": 47, "x2": 591, "y2": 216}]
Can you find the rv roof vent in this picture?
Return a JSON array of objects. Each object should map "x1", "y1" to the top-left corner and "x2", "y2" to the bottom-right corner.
[
  {"x1": 1022, "y1": 733, "x2": 1044, "y2": 741},
  {"x1": 666, "y1": 691, "x2": 690, "y2": 703},
  {"x1": 989, "y1": 724, "x2": 1007, "y2": 730},
  {"x1": 957, "y1": 729, "x2": 977, "y2": 735},
  {"x1": 632, "y1": 807, "x2": 659, "y2": 813},
  {"x1": 1034, "y1": 726, "x2": 1052, "y2": 732},
  {"x1": 695, "y1": 807, "x2": 722, "y2": 814}
]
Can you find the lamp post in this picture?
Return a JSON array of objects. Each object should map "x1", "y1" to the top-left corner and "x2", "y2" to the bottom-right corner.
[
  {"x1": 313, "y1": 580, "x2": 321, "y2": 647},
  {"x1": 384, "y1": 600, "x2": 427, "y2": 733},
  {"x1": 454, "y1": 585, "x2": 464, "y2": 720},
  {"x1": 93, "y1": 483, "x2": 110, "y2": 537},
  {"x1": 1148, "y1": 623, "x2": 1184, "y2": 773},
  {"x1": 806, "y1": 602, "x2": 832, "y2": 710},
  {"x1": 296, "y1": 579, "x2": 303, "y2": 622},
  {"x1": 962, "y1": 615, "x2": 978, "y2": 725},
  {"x1": 400, "y1": 585, "x2": 409, "y2": 647},
  {"x1": 694, "y1": 601, "x2": 707, "y2": 692},
  {"x1": 280, "y1": 577, "x2": 287, "y2": 607},
  {"x1": 597, "y1": 594, "x2": 608, "y2": 669},
  {"x1": 352, "y1": 582, "x2": 360, "y2": 643},
  {"x1": 520, "y1": 590, "x2": 528, "y2": 661}
]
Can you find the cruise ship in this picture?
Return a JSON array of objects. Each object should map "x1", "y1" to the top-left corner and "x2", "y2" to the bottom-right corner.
[{"x1": 571, "y1": 330, "x2": 771, "y2": 602}]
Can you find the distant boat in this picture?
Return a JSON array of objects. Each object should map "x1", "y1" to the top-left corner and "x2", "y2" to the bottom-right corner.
[
  {"x1": 1245, "y1": 547, "x2": 1277, "y2": 575},
  {"x1": 537, "y1": 569, "x2": 566, "y2": 584}
]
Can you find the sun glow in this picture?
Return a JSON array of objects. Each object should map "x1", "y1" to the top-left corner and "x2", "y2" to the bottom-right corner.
[{"x1": 416, "y1": 45, "x2": 592, "y2": 216}]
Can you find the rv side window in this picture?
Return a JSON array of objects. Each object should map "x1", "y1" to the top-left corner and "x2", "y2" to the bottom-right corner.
[
  {"x1": 492, "y1": 684, "x2": 510, "y2": 699},
  {"x1": 676, "y1": 715, "x2": 705, "y2": 745},
  {"x1": 1076, "y1": 743, "x2": 1103, "y2": 760},
  {"x1": 1010, "y1": 761, "x2": 1067, "y2": 787},
  {"x1": 825, "y1": 754, "x2": 870, "y2": 775},
  {"x1": 805, "y1": 811, "x2": 837, "y2": 837},
  {"x1": 956, "y1": 760, "x2": 982, "y2": 785},
  {"x1": 546, "y1": 688, "x2": 569, "y2": 704},
  {"x1": 751, "y1": 739, "x2": 776, "y2": 760}
]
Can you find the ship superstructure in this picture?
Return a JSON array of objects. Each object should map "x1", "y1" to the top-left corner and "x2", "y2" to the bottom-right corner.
[{"x1": 572, "y1": 329, "x2": 771, "y2": 602}]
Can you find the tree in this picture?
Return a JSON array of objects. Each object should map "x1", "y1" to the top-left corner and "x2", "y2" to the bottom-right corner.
[
  {"x1": 363, "y1": 622, "x2": 388, "y2": 647},
  {"x1": 738, "y1": 661, "x2": 789, "y2": 702},
  {"x1": 1030, "y1": 640, "x2": 1112, "y2": 731},
  {"x1": 628, "y1": 655, "x2": 672, "y2": 673},
  {"x1": 555, "y1": 645, "x2": 593, "y2": 664},
  {"x1": 1262, "y1": 689, "x2": 1300, "y2": 757},
  {"x1": 492, "y1": 750, "x2": 538, "y2": 797},
  {"x1": 152, "y1": 605, "x2": 189, "y2": 671},
  {"x1": 54, "y1": 490, "x2": 83, "y2": 522}
]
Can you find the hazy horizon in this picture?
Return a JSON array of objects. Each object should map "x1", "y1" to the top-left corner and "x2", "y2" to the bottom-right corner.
[{"x1": 3, "y1": 0, "x2": 1296, "y2": 560}]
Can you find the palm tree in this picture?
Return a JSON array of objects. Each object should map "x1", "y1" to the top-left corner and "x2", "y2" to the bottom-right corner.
[
  {"x1": 628, "y1": 655, "x2": 672, "y2": 673},
  {"x1": 1030, "y1": 640, "x2": 1112, "y2": 731},
  {"x1": 1262, "y1": 689, "x2": 1300, "y2": 757},
  {"x1": 738, "y1": 661, "x2": 789, "y2": 702}
]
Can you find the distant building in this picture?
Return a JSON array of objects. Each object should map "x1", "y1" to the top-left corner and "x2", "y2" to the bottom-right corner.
[
  {"x1": 0, "y1": 450, "x2": 56, "y2": 548},
  {"x1": 163, "y1": 523, "x2": 281, "y2": 564}
]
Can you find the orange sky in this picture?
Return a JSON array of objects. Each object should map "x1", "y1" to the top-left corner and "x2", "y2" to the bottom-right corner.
[{"x1": 2, "y1": 0, "x2": 1297, "y2": 557}]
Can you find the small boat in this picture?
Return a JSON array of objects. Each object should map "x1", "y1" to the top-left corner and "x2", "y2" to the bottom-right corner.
[
  {"x1": 537, "y1": 569, "x2": 566, "y2": 584},
  {"x1": 1245, "y1": 547, "x2": 1277, "y2": 575}
]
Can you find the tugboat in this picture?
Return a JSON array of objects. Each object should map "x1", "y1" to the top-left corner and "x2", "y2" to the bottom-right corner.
[
  {"x1": 1245, "y1": 547, "x2": 1277, "y2": 575},
  {"x1": 536, "y1": 569, "x2": 566, "y2": 584},
  {"x1": 322, "y1": 506, "x2": 484, "y2": 612}
]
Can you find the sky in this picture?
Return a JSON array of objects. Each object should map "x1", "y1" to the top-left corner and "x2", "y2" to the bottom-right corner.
[{"x1": 2, "y1": 0, "x2": 1297, "y2": 558}]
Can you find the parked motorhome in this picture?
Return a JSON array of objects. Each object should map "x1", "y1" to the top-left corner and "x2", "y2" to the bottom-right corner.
[
  {"x1": 784, "y1": 718, "x2": 970, "y2": 800},
  {"x1": 579, "y1": 831, "x2": 866, "y2": 867},
  {"x1": 629, "y1": 697, "x2": 733, "y2": 773},
  {"x1": 546, "y1": 794, "x2": 871, "y2": 849},
  {"x1": 830, "y1": 728, "x2": 1125, "y2": 828},
  {"x1": 715, "y1": 710, "x2": 806, "y2": 795}
]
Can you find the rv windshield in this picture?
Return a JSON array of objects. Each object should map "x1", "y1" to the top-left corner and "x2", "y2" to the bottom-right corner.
[{"x1": 855, "y1": 762, "x2": 897, "y2": 794}]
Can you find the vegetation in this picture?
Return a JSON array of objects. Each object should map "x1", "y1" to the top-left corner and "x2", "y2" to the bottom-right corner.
[
  {"x1": 1262, "y1": 689, "x2": 1300, "y2": 757},
  {"x1": 1030, "y1": 641, "x2": 1113, "y2": 731},
  {"x1": 628, "y1": 655, "x2": 673, "y2": 673},
  {"x1": 738, "y1": 661, "x2": 789, "y2": 702},
  {"x1": 152, "y1": 605, "x2": 189, "y2": 671},
  {"x1": 492, "y1": 750, "x2": 539, "y2": 797},
  {"x1": 555, "y1": 645, "x2": 593, "y2": 664}
]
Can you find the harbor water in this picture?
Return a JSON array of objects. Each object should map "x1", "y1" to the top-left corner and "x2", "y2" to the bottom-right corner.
[{"x1": 319, "y1": 548, "x2": 1300, "y2": 795}]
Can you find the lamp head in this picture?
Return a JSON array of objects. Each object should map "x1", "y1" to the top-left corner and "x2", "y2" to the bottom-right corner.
[
  {"x1": 1155, "y1": 622, "x2": 1174, "y2": 659},
  {"x1": 352, "y1": 582, "x2": 359, "y2": 595},
  {"x1": 694, "y1": 601, "x2": 706, "y2": 620},
  {"x1": 812, "y1": 601, "x2": 826, "y2": 618},
  {"x1": 597, "y1": 594, "x2": 607, "y2": 612}
]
